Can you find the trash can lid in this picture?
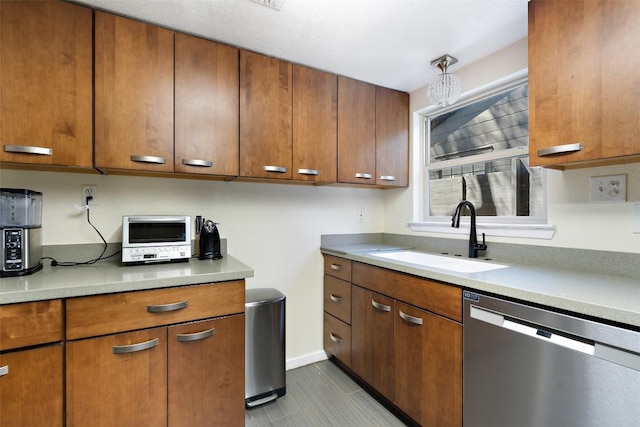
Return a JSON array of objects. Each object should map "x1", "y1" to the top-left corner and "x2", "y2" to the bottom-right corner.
[{"x1": 246, "y1": 288, "x2": 286, "y2": 307}]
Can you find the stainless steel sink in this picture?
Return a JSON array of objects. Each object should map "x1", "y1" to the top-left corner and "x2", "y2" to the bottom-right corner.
[{"x1": 367, "y1": 250, "x2": 508, "y2": 273}]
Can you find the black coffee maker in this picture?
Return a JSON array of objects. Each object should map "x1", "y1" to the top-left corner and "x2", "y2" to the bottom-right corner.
[{"x1": 198, "y1": 219, "x2": 222, "y2": 260}]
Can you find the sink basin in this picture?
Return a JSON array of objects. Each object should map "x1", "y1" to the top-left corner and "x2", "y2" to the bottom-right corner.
[{"x1": 367, "y1": 250, "x2": 508, "y2": 274}]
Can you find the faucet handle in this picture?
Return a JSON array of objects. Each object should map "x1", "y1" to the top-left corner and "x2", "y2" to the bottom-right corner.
[{"x1": 475, "y1": 233, "x2": 488, "y2": 251}]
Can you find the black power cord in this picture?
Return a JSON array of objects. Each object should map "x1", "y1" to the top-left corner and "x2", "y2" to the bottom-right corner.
[{"x1": 41, "y1": 196, "x2": 121, "y2": 267}]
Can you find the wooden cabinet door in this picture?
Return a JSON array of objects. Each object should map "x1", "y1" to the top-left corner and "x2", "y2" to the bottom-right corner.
[
  {"x1": 95, "y1": 12, "x2": 174, "y2": 172},
  {"x1": 375, "y1": 87, "x2": 409, "y2": 187},
  {"x1": 240, "y1": 51, "x2": 292, "y2": 179},
  {"x1": 66, "y1": 327, "x2": 167, "y2": 427},
  {"x1": 394, "y1": 302, "x2": 462, "y2": 427},
  {"x1": 337, "y1": 77, "x2": 376, "y2": 185},
  {"x1": 292, "y1": 64, "x2": 338, "y2": 183},
  {"x1": 0, "y1": 344, "x2": 63, "y2": 427},
  {"x1": 0, "y1": 1, "x2": 92, "y2": 168},
  {"x1": 528, "y1": 0, "x2": 640, "y2": 167},
  {"x1": 175, "y1": 33, "x2": 239, "y2": 177},
  {"x1": 351, "y1": 286, "x2": 395, "y2": 400},
  {"x1": 168, "y1": 315, "x2": 245, "y2": 427}
]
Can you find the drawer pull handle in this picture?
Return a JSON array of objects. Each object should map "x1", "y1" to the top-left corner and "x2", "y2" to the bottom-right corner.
[
  {"x1": 329, "y1": 294, "x2": 343, "y2": 304},
  {"x1": 399, "y1": 310, "x2": 423, "y2": 325},
  {"x1": 147, "y1": 300, "x2": 189, "y2": 313},
  {"x1": 131, "y1": 155, "x2": 166, "y2": 164},
  {"x1": 0, "y1": 365, "x2": 8, "y2": 377},
  {"x1": 329, "y1": 332, "x2": 343, "y2": 344},
  {"x1": 355, "y1": 172, "x2": 373, "y2": 179},
  {"x1": 537, "y1": 143, "x2": 583, "y2": 157},
  {"x1": 263, "y1": 165, "x2": 287, "y2": 173},
  {"x1": 371, "y1": 299, "x2": 391, "y2": 312},
  {"x1": 181, "y1": 158, "x2": 213, "y2": 168},
  {"x1": 113, "y1": 338, "x2": 159, "y2": 354},
  {"x1": 379, "y1": 175, "x2": 396, "y2": 181},
  {"x1": 297, "y1": 168, "x2": 319, "y2": 176},
  {"x1": 177, "y1": 328, "x2": 215, "y2": 342},
  {"x1": 4, "y1": 145, "x2": 53, "y2": 156},
  {"x1": 330, "y1": 264, "x2": 343, "y2": 272}
]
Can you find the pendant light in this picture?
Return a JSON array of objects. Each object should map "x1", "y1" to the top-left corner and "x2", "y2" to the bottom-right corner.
[{"x1": 427, "y1": 54, "x2": 462, "y2": 107}]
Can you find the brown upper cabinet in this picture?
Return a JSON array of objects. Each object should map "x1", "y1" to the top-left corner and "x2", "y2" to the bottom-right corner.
[
  {"x1": 338, "y1": 77, "x2": 377, "y2": 185},
  {"x1": 175, "y1": 33, "x2": 239, "y2": 177},
  {"x1": 240, "y1": 51, "x2": 293, "y2": 180},
  {"x1": 94, "y1": 12, "x2": 174, "y2": 173},
  {"x1": 0, "y1": 1, "x2": 92, "y2": 169},
  {"x1": 528, "y1": 0, "x2": 640, "y2": 168},
  {"x1": 292, "y1": 64, "x2": 338, "y2": 183},
  {"x1": 376, "y1": 87, "x2": 409, "y2": 187}
]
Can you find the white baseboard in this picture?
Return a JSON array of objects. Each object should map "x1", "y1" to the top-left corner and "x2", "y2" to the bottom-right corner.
[{"x1": 285, "y1": 350, "x2": 329, "y2": 371}]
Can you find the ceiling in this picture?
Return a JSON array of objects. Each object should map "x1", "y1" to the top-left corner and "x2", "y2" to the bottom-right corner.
[{"x1": 75, "y1": 0, "x2": 529, "y2": 93}]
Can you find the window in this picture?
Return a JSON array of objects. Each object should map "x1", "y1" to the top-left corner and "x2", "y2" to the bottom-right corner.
[{"x1": 412, "y1": 75, "x2": 553, "y2": 239}]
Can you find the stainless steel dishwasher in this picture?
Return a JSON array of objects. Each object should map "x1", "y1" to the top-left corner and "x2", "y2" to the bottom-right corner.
[{"x1": 463, "y1": 291, "x2": 640, "y2": 427}]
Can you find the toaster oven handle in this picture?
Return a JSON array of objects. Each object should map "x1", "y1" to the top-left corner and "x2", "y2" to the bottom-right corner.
[
  {"x1": 147, "y1": 300, "x2": 189, "y2": 313},
  {"x1": 127, "y1": 217, "x2": 188, "y2": 223}
]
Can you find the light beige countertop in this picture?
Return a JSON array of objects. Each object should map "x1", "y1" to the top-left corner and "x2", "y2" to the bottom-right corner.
[
  {"x1": 321, "y1": 243, "x2": 640, "y2": 329},
  {"x1": 0, "y1": 255, "x2": 254, "y2": 305}
]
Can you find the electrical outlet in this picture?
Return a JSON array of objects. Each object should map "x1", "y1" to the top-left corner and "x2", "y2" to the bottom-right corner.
[
  {"x1": 356, "y1": 208, "x2": 365, "y2": 223},
  {"x1": 589, "y1": 175, "x2": 626, "y2": 203},
  {"x1": 81, "y1": 184, "x2": 98, "y2": 206}
]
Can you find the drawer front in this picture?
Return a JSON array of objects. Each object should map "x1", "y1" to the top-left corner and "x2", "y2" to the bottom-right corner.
[
  {"x1": 323, "y1": 255, "x2": 352, "y2": 281},
  {"x1": 352, "y1": 262, "x2": 462, "y2": 322},
  {"x1": 323, "y1": 312, "x2": 351, "y2": 368},
  {"x1": 324, "y1": 275, "x2": 351, "y2": 324},
  {"x1": 0, "y1": 300, "x2": 63, "y2": 351},
  {"x1": 66, "y1": 281, "x2": 245, "y2": 340}
]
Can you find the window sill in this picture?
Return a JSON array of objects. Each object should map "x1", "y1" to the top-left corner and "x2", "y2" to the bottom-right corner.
[{"x1": 408, "y1": 221, "x2": 555, "y2": 240}]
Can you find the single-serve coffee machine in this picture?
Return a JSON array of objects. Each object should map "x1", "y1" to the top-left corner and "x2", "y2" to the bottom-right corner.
[{"x1": 1, "y1": 188, "x2": 43, "y2": 277}]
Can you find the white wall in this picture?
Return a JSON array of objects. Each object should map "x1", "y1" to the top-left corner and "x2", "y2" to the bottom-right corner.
[
  {"x1": 385, "y1": 38, "x2": 640, "y2": 254},
  {"x1": 0, "y1": 168, "x2": 384, "y2": 364}
]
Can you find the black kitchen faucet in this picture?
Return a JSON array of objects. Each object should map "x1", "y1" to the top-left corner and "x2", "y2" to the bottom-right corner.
[{"x1": 451, "y1": 200, "x2": 487, "y2": 258}]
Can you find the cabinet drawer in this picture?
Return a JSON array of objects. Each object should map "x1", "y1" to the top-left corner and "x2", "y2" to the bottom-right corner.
[
  {"x1": 0, "y1": 300, "x2": 63, "y2": 351},
  {"x1": 324, "y1": 255, "x2": 352, "y2": 281},
  {"x1": 352, "y1": 262, "x2": 462, "y2": 322},
  {"x1": 324, "y1": 312, "x2": 351, "y2": 367},
  {"x1": 66, "y1": 281, "x2": 245, "y2": 340},
  {"x1": 324, "y1": 275, "x2": 351, "y2": 324}
]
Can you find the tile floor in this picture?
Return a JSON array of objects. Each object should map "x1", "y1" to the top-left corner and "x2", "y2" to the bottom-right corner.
[{"x1": 245, "y1": 359, "x2": 408, "y2": 426}]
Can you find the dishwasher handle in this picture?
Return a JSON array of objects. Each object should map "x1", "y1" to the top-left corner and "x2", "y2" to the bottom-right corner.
[{"x1": 470, "y1": 305, "x2": 595, "y2": 355}]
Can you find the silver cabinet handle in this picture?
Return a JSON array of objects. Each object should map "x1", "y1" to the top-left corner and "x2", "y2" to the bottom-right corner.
[
  {"x1": 147, "y1": 300, "x2": 188, "y2": 313},
  {"x1": 399, "y1": 310, "x2": 423, "y2": 325},
  {"x1": 112, "y1": 338, "x2": 159, "y2": 354},
  {"x1": 263, "y1": 165, "x2": 287, "y2": 173},
  {"x1": 329, "y1": 332, "x2": 343, "y2": 344},
  {"x1": 297, "y1": 169, "x2": 319, "y2": 176},
  {"x1": 379, "y1": 175, "x2": 396, "y2": 181},
  {"x1": 329, "y1": 294, "x2": 343, "y2": 304},
  {"x1": 0, "y1": 365, "x2": 8, "y2": 377},
  {"x1": 177, "y1": 328, "x2": 215, "y2": 342},
  {"x1": 330, "y1": 263, "x2": 343, "y2": 272},
  {"x1": 181, "y1": 159, "x2": 213, "y2": 168},
  {"x1": 371, "y1": 299, "x2": 391, "y2": 312},
  {"x1": 3, "y1": 145, "x2": 52, "y2": 156},
  {"x1": 537, "y1": 143, "x2": 583, "y2": 157},
  {"x1": 131, "y1": 155, "x2": 166, "y2": 164},
  {"x1": 355, "y1": 172, "x2": 373, "y2": 179}
]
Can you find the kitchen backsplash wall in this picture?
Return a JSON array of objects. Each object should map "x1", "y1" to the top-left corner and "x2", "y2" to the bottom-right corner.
[{"x1": 0, "y1": 168, "x2": 384, "y2": 363}]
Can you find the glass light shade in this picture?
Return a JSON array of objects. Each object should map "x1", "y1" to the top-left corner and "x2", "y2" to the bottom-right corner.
[{"x1": 427, "y1": 72, "x2": 462, "y2": 107}]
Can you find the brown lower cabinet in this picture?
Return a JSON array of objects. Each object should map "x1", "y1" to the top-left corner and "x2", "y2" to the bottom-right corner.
[
  {"x1": 0, "y1": 345, "x2": 64, "y2": 427},
  {"x1": 324, "y1": 257, "x2": 463, "y2": 427}
]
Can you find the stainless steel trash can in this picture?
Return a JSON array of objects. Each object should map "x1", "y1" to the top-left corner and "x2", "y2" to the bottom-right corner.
[{"x1": 245, "y1": 288, "x2": 286, "y2": 407}]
